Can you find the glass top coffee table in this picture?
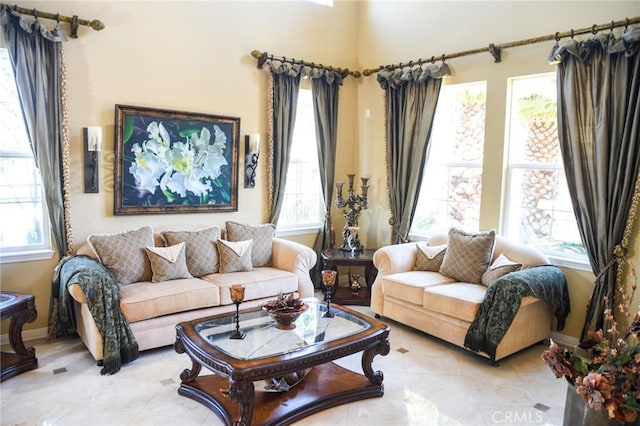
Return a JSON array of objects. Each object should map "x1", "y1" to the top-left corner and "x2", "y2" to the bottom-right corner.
[{"x1": 174, "y1": 298, "x2": 390, "y2": 426}]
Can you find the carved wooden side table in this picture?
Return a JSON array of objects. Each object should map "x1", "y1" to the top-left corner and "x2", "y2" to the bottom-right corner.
[
  {"x1": 0, "y1": 291, "x2": 38, "y2": 381},
  {"x1": 321, "y1": 248, "x2": 378, "y2": 306}
]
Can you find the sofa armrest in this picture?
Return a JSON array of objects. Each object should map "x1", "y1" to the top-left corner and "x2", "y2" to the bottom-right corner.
[
  {"x1": 373, "y1": 242, "x2": 418, "y2": 275},
  {"x1": 371, "y1": 242, "x2": 418, "y2": 314},
  {"x1": 271, "y1": 238, "x2": 317, "y2": 298},
  {"x1": 67, "y1": 283, "x2": 88, "y2": 304}
]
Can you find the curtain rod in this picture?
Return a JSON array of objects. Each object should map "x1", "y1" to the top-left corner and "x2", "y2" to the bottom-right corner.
[
  {"x1": 251, "y1": 49, "x2": 361, "y2": 78},
  {"x1": 362, "y1": 16, "x2": 640, "y2": 76},
  {"x1": 0, "y1": 3, "x2": 105, "y2": 38}
]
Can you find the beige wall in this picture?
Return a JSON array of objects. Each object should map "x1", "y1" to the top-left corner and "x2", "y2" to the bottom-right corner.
[
  {"x1": 356, "y1": 0, "x2": 640, "y2": 339},
  {"x1": 2, "y1": 0, "x2": 639, "y2": 340},
  {"x1": 1, "y1": 0, "x2": 359, "y2": 333}
]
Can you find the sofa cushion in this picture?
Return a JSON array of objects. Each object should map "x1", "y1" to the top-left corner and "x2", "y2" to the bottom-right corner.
[
  {"x1": 119, "y1": 278, "x2": 220, "y2": 323},
  {"x1": 414, "y1": 243, "x2": 447, "y2": 272},
  {"x1": 481, "y1": 253, "x2": 523, "y2": 286},
  {"x1": 161, "y1": 227, "x2": 220, "y2": 277},
  {"x1": 439, "y1": 228, "x2": 496, "y2": 284},
  {"x1": 226, "y1": 221, "x2": 275, "y2": 267},
  {"x1": 202, "y1": 268, "x2": 298, "y2": 305},
  {"x1": 145, "y1": 243, "x2": 193, "y2": 282},
  {"x1": 381, "y1": 271, "x2": 455, "y2": 305},
  {"x1": 217, "y1": 239, "x2": 254, "y2": 273},
  {"x1": 88, "y1": 226, "x2": 154, "y2": 285},
  {"x1": 423, "y1": 283, "x2": 487, "y2": 322}
]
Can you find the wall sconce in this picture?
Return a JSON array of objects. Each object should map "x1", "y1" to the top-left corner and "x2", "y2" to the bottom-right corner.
[
  {"x1": 244, "y1": 133, "x2": 260, "y2": 188},
  {"x1": 83, "y1": 126, "x2": 102, "y2": 193}
]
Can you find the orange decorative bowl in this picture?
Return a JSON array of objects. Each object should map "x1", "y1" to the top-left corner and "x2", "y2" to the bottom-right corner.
[{"x1": 262, "y1": 303, "x2": 309, "y2": 330}]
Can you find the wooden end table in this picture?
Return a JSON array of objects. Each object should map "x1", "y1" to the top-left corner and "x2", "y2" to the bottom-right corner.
[
  {"x1": 0, "y1": 291, "x2": 38, "y2": 382},
  {"x1": 321, "y1": 248, "x2": 377, "y2": 306}
]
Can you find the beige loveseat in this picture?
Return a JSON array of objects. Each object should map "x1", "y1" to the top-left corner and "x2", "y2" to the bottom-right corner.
[
  {"x1": 68, "y1": 223, "x2": 317, "y2": 361},
  {"x1": 371, "y1": 229, "x2": 567, "y2": 362}
]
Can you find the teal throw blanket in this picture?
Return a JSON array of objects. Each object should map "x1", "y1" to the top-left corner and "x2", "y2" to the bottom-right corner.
[
  {"x1": 464, "y1": 265, "x2": 570, "y2": 360},
  {"x1": 52, "y1": 255, "x2": 139, "y2": 375}
]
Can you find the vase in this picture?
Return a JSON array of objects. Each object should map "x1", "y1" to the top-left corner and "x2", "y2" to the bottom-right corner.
[{"x1": 563, "y1": 383, "x2": 640, "y2": 426}]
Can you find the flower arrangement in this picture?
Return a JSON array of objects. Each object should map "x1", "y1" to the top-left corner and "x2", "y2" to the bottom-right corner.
[
  {"x1": 128, "y1": 121, "x2": 228, "y2": 204},
  {"x1": 542, "y1": 310, "x2": 640, "y2": 423}
]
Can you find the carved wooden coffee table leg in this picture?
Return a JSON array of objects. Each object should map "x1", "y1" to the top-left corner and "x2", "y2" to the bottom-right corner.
[
  {"x1": 229, "y1": 379, "x2": 255, "y2": 426},
  {"x1": 361, "y1": 334, "x2": 390, "y2": 384},
  {"x1": 174, "y1": 336, "x2": 202, "y2": 382}
]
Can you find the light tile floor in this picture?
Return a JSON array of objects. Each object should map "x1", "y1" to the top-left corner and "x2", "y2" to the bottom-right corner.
[{"x1": 0, "y1": 304, "x2": 568, "y2": 426}]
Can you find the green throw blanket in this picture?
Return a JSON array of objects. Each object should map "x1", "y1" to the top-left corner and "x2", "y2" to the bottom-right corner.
[
  {"x1": 52, "y1": 255, "x2": 139, "y2": 375},
  {"x1": 464, "y1": 265, "x2": 570, "y2": 360}
]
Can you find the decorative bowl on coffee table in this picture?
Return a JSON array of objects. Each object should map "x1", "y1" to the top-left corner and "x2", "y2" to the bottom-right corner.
[
  {"x1": 263, "y1": 303, "x2": 308, "y2": 330},
  {"x1": 262, "y1": 293, "x2": 308, "y2": 330}
]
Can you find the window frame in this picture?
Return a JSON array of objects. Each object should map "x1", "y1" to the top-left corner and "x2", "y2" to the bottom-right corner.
[
  {"x1": 502, "y1": 72, "x2": 589, "y2": 271},
  {"x1": 0, "y1": 48, "x2": 53, "y2": 264},
  {"x1": 409, "y1": 80, "x2": 487, "y2": 239},
  {"x1": 276, "y1": 87, "x2": 324, "y2": 236}
]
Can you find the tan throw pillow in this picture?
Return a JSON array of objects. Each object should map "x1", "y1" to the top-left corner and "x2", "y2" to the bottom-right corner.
[
  {"x1": 439, "y1": 228, "x2": 496, "y2": 284},
  {"x1": 217, "y1": 239, "x2": 254, "y2": 273},
  {"x1": 414, "y1": 243, "x2": 447, "y2": 272},
  {"x1": 87, "y1": 226, "x2": 154, "y2": 285},
  {"x1": 226, "y1": 221, "x2": 275, "y2": 267},
  {"x1": 162, "y1": 227, "x2": 220, "y2": 277},
  {"x1": 481, "y1": 253, "x2": 523, "y2": 286},
  {"x1": 145, "y1": 242, "x2": 193, "y2": 282}
]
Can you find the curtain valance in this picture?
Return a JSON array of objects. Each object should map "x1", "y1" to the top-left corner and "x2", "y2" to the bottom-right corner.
[
  {"x1": 260, "y1": 58, "x2": 344, "y2": 86},
  {"x1": 377, "y1": 62, "x2": 451, "y2": 90},
  {"x1": 549, "y1": 27, "x2": 640, "y2": 63},
  {"x1": 1, "y1": 6, "x2": 67, "y2": 43}
]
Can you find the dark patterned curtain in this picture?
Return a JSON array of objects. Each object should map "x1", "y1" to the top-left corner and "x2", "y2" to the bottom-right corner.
[
  {"x1": 377, "y1": 62, "x2": 450, "y2": 243},
  {"x1": 549, "y1": 27, "x2": 640, "y2": 343}
]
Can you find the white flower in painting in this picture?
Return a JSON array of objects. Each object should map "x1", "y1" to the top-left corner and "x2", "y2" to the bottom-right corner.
[
  {"x1": 204, "y1": 125, "x2": 228, "y2": 180},
  {"x1": 129, "y1": 142, "x2": 167, "y2": 195},
  {"x1": 161, "y1": 142, "x2": 211, "y2": 197},
  {"x1": 147, "y1": 122, "x2": 171, "y2": 151}
]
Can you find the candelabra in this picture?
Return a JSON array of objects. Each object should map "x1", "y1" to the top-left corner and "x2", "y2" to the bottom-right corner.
[{"x1": 335, "y1": 174, "x2": 369, "y2": 253}]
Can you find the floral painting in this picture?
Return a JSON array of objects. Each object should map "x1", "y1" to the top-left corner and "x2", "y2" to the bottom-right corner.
[{"x1": 114, "y1": 105, "x2": 239, "y2": 214}]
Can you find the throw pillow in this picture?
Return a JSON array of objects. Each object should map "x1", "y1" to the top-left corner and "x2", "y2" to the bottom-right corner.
[
  {"x1": 145, "y1": 242, "x2": 193, "y2": 282},
  {"x1": 87, "y1": 226, "x2": 154, "y2": 285},
  {"x1": 480, "y1": 253, "x2": 523, "y2": 286},
  {"x1": 414, "y1": 243, "x2": 447, "y2": 272},
  {"x1": 226, "y1": 221, "x2": 275, "y2": 267},
  {"x1": 217, "y1": 239, "x2": 254, "y2": 273},
  {"x1": 161, "y1": 227, "x2": 220, "y2": 277},
  {"x1": 439, "y1": 228, "x2": 496, "y2": 284}
]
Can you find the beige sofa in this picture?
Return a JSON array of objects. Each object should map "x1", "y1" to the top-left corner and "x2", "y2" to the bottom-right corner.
[
  {"x1": 68, "y1": 223, "x2": 317, "y2": 361},
  {"x1": 371, "y1": 230, "x2": 560, "y2": 362}
]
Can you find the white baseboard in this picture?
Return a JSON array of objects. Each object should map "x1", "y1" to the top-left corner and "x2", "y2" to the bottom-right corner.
[
  {"x1": 550, "y1": 331, "x2": 580, "y2": 348},
  {"x1": 1, "y1": 327, "x2": 49, "y2": 346}
]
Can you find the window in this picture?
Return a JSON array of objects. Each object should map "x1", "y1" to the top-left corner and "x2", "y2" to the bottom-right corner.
[
  {"x1": 411, "y1": 82, "x2": 486, "y2": 237},
  {"x1": 277, "y1": 88, "x2": 324, "y2": 233},
  {"x1": 0, "y1": 48, "x2": 52, "y2": 262},
  {"x1": 504, "y1": 73, "x2": 586, "y2": 264}
]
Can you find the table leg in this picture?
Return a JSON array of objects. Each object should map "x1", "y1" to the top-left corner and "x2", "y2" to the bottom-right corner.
[
  {"x1": 364, "y1": 263, "x2": 378, "y2": 288},
  {"x1": 361, "y1": 333, "x2": 390, "y2": 384},
  {"x1": 8, "y1": 300, "x2": 37, "y2": 360},
  {"x1": 229, "y1": 379, "x2": 255, "y2": 426},
  {"x1": 174, "y1": 336, "x2": 201, "y2": 383}
]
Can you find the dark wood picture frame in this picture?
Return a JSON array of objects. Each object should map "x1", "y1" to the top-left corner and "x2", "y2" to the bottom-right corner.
[{"x1": 114, "y1": 105, "x2": 239, "y2": 215}]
